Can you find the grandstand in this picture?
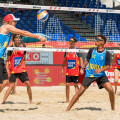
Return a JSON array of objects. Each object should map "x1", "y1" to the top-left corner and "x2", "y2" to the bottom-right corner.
[{"x1": 0, "y1": 0, "x2": 119, "y2": 45}]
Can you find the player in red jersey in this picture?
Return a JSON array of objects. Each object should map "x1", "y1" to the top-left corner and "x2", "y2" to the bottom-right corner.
[
  {"x1": 61, "y1": 37, "x2": 84, "y2": 103},
  {"x1": 111, "y1": 43, "x2": 120, "y2": 94},
  {"x1": 2, "y1": 34, "x2": 32, "y2": 104}
]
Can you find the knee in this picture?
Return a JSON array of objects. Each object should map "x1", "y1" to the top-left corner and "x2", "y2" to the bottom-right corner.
[
  {"x1": 11, "y1": 83, "x2": 15, "y2": 87},
  {"x1": 76, "y1": 86, "x2": 86, "y2": 96},
  {"x1": 5, "y1": 80, "x2": 9, "y2": 85},
  {"x1": 66, "y1": 83, "x2": 70, "y2": 87},
  {"x1": 25, "y1": 81, "x2": 30, "y2": 87},
  {"x1": 108, "y1": 88, "x2": 114, "y2": 95},
  {"x1": 114, "y1": 81, "x2": 118, "y2": 84}
]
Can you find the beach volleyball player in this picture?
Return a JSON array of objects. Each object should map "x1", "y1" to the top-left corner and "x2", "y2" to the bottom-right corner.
[
  {"x1": 66, "y1": 35, "x2": 115, "y2": 111},
  {"x1": 111, "y1": 42, "x2": 120, "y2": 94},
  {"x1": 2, "y1": 34, "x2": 32, "y2": 104},
  {"x1": 61, "y1": 37, "x2": 84, "y2": 103},
  {"x1": 0, "y1": 14, "x2": 46, "y2": 92}
]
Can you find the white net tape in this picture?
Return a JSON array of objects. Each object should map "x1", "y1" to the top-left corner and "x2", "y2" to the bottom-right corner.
[{"x1": 0, "y1": 3, "x2": 120, "y2": 14}]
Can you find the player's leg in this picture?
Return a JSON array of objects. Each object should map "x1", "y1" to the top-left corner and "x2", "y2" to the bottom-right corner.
[
  {"x1": 66, "y1": 82, "x2": 70, "y2": 103},
  {"x1": 11, "y1": 78, "x2": 18, "y2": 94},
  {"x1": 74, "y1": 83, "x2": 79, "y2": 103},
  {"x1": 98, "y1": 76, "x2": 115, "y2": 110},
  {"x1": 0, "y1": 79, "x2": 9, "y2": 93},
  {"x1": 66, "y1": 85, "x2": 87, "y2": 111},
  {"x1": 2, "y1": 82, "x2": 16, "y2": 104},
  {"x1": 73, "y1": 76, "x2": 80, "y2": 103},
  {"x1": 66, "y1": 77, "x2": 94, "y2": 111},
  {"x1": 19, "y1": 72, "x2": 32, "y2": 104},
  {"x1": 66, "y1": 76, "x2": 71, "y2": 103},
  {"x1": 0, "y1": 63, "x2": 9, "y2": 93},
  {"x1": 102, "y1": 82, "x2": 115, "y2": 110},
  {"x1": 2, "y1": 73, "x2": 17, "y2": 104},
  {"x1": 114, "y1": 68, "x2": 119, "y2": 94},
  {"x1": 24, "y1": 81, "x2": 32, "y2": 104}
]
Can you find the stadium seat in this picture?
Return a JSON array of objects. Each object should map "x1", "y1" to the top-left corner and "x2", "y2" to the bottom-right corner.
[
  {"x1": 66, "y1": 34, "x2": 74, "y2": 41},
  {"x1": 109, "y1": 35, "x2": 114, "y2": 41},
  {"x1": 59, "y1": 34, "x2": 66, "y2": 41},
  {"x1": 52, "y1": 34, "x2": 59, "y2": 41},
  {"x1": 69, "y1": 30, "x2": 75, "y2": 35},
  {"x1": 75, "y1": 33, "x2": 81, "y2": 41},
  {"x1": 63, "y1": 30, "x2": 68, "y2": 35},
  {"x1": 64, "y1": 25, "x2": 70, "y2": 31},
  {"x1": 81, "y1": 15, "x2": 86, "y2": 20},
  {"x1": 81, "y1": 38, "x2": 87, "y2": 42},
  {"x1": 46, "y1": 33, "x2": 52, "y2": 41},
  {"x1": 116, "y1": 35, "x2": 120, "y2": 42}
]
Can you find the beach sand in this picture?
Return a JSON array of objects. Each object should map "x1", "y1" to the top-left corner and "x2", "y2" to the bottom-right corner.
[{"x1": 0, "y1": 85, "x2": 120, "y2": 120}]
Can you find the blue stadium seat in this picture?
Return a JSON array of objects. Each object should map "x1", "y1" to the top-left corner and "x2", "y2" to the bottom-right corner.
[
  {"x1": 75, "y1": 33, "x2": 81, "y2": 41},
  {"x1": 81, "y1": 38, "x2": 87, "y2": 42},
  {"x1": 52, "y1": 34, "x2": 59, "y2": 41},
  {"x1": 63, "y1": 30, "x2": 68, "y2": 35},
  {"x1": 59, "y1": 34, "x2": 66, "y2": 41},
  {"x1": 46, "y1": 33, "x2": 52, "y2": 41},
  {"x1": 109, "y1": 35, "x2": 114, "y2": 41},
  {"x1": 64, "y1": 25, "x2": 70, "y2": 30},
  {"x1": 116, "y1": 35, "x2": 120, "y2": 42},
  {"x1": 69, "y1": 30, "x2": 75, "y2": 35},
  {"x1": 66, "y1": 34, "x2": 74, "y2": 41},
  {"x1": 81, "y1": 15, "x2": 86, "y2": 20}
]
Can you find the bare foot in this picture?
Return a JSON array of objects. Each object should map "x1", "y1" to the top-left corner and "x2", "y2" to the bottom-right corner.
[
  {"x1": 66, "y1": 100, "x2": 69, "y2": 103},
  {"x1": 1, "y1": 102, "x2": 5, "y2": 104},
  {"x1": 30, "y1": 101, "x2": 33, "y2": 104}
]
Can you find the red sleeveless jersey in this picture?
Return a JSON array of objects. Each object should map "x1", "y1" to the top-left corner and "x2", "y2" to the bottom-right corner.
[
  {"x1": 9, "y1": 44, "x2": 26, "y2": 74},
  {"x1": 115, "y1": 53, "x2": 120, "y2": 69},
  {"x1": 66, "y1": 52, "x2": 79, "y2": 76}
]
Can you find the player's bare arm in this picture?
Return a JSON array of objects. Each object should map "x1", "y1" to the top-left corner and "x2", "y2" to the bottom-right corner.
[
  {"x1": 61, "y1": 57, "x2": 66, "y2": 76},
  {"x1": 6, "y1": 25, "x2": 46, "y2": 42},
  {"x1": 94, "y1": 65, "x2": 110, "y2": 74}
]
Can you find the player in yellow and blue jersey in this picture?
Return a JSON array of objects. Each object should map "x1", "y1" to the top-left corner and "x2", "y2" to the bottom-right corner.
[{"x1": 66, "y1": 34, "x2": 115, "y2": 111}]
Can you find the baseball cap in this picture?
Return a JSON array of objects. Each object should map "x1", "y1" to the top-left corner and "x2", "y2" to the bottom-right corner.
[{"x1": 4, "y1": 14, "x2": 20, "y2": 22}]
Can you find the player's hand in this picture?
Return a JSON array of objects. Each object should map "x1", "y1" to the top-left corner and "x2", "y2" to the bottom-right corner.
[
  {"x1": 61, "y1": 69, "x2": 63, "y2": 77},
  {"x1": 39, "y1": 36, "x2": 47, "y2": 42},
  {"x1": 80, "y1": 69, "x2": 84, "y2": 75},
  {"x1": 94, "y1": 69, "x2": 102, "y2": 74}
]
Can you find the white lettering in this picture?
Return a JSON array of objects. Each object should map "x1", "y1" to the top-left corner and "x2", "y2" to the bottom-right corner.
[
  {"x1": 33, "y1": 53, "x2": 39, "y2": 60},
  {"x1": 26, "y1": 53, "x2": 30, "y2": 60}
]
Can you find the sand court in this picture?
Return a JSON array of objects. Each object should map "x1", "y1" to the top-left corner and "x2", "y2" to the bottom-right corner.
[{"x1": 0, "y1": 86, "x2": 120, "y2": 120}]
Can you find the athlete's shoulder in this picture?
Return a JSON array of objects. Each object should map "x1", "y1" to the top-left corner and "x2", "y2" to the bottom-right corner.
[
  {"x1": 90, "y1": 47, "x2": 95, "y2": 50},
  {"x1": 88, "y1": 47, "x2": 95, "y2": 53}
]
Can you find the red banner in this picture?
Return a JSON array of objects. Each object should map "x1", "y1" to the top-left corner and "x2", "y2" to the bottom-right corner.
[
  {"x1": 17, "y1": 66, "x2": 66, "y2": 86},
  {"x1": 25, "y1": 41, "x2": 119, "y2": 48}
]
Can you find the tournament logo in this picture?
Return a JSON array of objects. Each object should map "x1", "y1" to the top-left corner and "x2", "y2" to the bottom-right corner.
[
  {"x1": 14, "y1": 57, "x2": 22, "y2": 67},
  {"x1": 68, "y1": 60, "x2": 75, "y2": 69}
]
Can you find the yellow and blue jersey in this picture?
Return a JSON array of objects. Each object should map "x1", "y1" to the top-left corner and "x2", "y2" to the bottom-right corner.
[
  {"x1": 0, "y1": 33, "x2": 12, "y2": 59},
  {"x1": 85, "y1": 47, "x2": 106, "y2": 77}
]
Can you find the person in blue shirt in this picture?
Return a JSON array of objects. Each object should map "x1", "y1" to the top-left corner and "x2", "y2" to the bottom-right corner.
[
  {"x1": 66, "y1": 34, "x2": 115, "y2": 111},
  {"x1": 0, "y1": 14, "x2": 46, "y2": 92}
]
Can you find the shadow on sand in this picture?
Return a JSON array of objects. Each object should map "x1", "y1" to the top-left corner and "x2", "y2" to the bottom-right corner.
[{"x1": 75, "y1": 107, "x2": 102, "y2": 111}]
